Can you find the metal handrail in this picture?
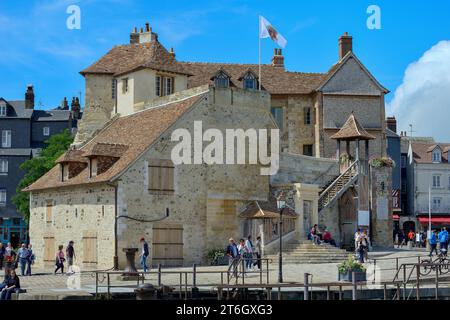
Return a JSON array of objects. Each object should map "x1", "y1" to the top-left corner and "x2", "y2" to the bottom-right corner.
[{"x1": 319, "y1": 161, "x2": 358, "y2": 198}]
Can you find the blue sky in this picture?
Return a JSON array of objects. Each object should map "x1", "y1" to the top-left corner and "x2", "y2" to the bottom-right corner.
[{"x1": 1, "y1": 0, "x2": 450, "y2": 140}]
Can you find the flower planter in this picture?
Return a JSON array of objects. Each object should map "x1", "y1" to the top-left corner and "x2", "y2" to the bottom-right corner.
[{"x1": 338, "y1": 271, "x2": 366, "y2": 282}]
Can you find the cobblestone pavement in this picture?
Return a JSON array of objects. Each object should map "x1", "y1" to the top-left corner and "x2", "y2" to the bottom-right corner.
[{"x1": 13, "y1": 248, "x2": 447, "y2": 299}]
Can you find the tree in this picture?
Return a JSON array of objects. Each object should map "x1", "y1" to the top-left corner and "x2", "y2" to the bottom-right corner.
[{"x1": 13, "y1": 129, "x2": 74, "y2": 223}]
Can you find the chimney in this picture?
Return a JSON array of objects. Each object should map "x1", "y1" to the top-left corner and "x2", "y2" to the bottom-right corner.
[
  {"x1": 61, "y1": 97, "x2": 69, "y2": 110},
  {"x1": 272, "y1": 48, "x2": 284, "y2": 68},
  {"x1": 338, "y1": 32, "x2": 353, "y2": 60},
  {"x1": 25, "y1": 85, "x2": 34, "y2": 109},
  {"x1": 71, "y1": 97, "x2": 81, "y2": 119},
  {"x1": 130, "y1": 27, "x2": 139, "y2": 44},
  {"x1": 386, "y1": 116, "x2": 397, "y2": 133},
  {"x1": 169, "y1": 47, "x2": 175, "y2": 60}
]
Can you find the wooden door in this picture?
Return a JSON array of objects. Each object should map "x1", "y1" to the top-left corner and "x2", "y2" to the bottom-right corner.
[
  {"x1": 82, "y1": 236, "x2": 98, "y2": 264},
  {"x1": 152, "y1": 224, "x2": 183, "y2": 267},
  {"x1": 43, "y1": 236, "x2": 55, "y2": 263}
]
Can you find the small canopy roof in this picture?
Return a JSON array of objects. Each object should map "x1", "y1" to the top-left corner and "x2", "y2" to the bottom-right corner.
[
  {"x1": 56, "y1": 150, "x2": 87, "y2": 164},
  {"x1": 330, "y1": 113, "x2": 375, "y2": 141},
  {"x1": 239, "y1": 195, "x2": 297, "y2": 220}
]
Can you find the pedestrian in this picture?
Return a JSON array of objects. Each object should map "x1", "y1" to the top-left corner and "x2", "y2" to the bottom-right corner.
[
  {"x1": 429, "y1": 230, "x2": 438, "y2": 257},
  {"x1": 66, "y1": 241, "x2": 76, "y2": 274},
  {"x1": 225, "y1": 238, "x2": 238, "y2": 276},
  {"x1": 311, "y1": 224, "x2": 321, "y2": 245},
  {"x1": 397, "y1": 230, "x2": 406, "y2": 248},
  {"x1": 139, "y1": 237, "x2": 149, "y2": 273},
  {"x1": 237, "y1": 239, "x2": 249, "y2": 274},
  {"x1": 415, "y1": 232, "x2": 421, "y2": 248},
  {"x1": 323, "y1": 229, "x2": 337, "y2": 247},
  {"x1": 408, "y1": 230, "x2": 415, "y2": 247},
  {"x1": 0, "y1": 269, "x2": 11, "y2": 292},
  {"x1": 253, "y1": 236, "x2": 262, "y2": 270},
  {"x1": 356, "y1": 236, "x2": 365, "y2": 263},
  {"x1": 354, "y1": 229, "x2": 361, "y2": 252},
  {"x1": 362, "y1": 230, "x2": 370, "y2": 261},
  {"x1": 0, "y1": 243, "x2": 4, "y2": 270},
  {"x1": 54, "y1": 245, "x2": 65, "y2": 274},
  {"x1": 438, "y1": 227, "x2": 449, "y2": 255},
  {"x1": 421, "y1": 232, "x2": 427, "y2": 248},
  {"x1": 17, "y1": 243, "x2": 29, "y2": 276},
  {"x1": 0, "y1": 269, "x2": 20, "y2": 300},
  {"x1": 26, "y1": 244, "x2": 34, "y2": 276},
  {"x1": 244, "y1": 235, "x2": 254, "y2": 271},
  {"x1": 4, "y1": 243, "x2": 15, "y2": 272}
]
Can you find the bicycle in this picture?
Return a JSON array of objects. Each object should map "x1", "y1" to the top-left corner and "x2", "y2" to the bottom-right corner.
[{"x1": 419, "y1": 248, "x2": 450, "y2": 276}]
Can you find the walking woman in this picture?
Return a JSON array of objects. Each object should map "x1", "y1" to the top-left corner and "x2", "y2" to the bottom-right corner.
[{"x1": 54, "y1": 245, "x2": 66, "y2": 275}]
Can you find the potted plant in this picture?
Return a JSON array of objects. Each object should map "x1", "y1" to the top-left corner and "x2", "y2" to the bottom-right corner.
[
  {"x1": 207, "y1": 248, "x2": 228, "y2": 266},
  {"x1": 338, "y1": 254, "x2": 367, "y2": 282}
]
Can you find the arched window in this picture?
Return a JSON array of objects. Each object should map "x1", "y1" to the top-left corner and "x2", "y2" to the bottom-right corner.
[
  {"x1": 214, "y1": 71, "x2": 230, "y2": 88},
  {"x1": 432, "y1": 148, "x2": 442, "y2": 163},
  {"x1": 243, "y1": 72, "x2": 256, "y2": 90}
]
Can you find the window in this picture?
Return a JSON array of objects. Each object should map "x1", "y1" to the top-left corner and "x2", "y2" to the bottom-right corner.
[
  {"x1": 122, "y1": 78, "x2": 129, "y2": 94},
  {"x1": 401, "y1": 155, "x2": 407, "y2": 168},
  {"x1": 1, "y1": 130, "x2": 11, "y2": 148},
  {"x1": 0, "y1": 103, "x2": 6, "y2": 117},
  {"x1": 90, "y1": 158, "x2": 98, "y2": 178},
  {"x1": 303, "y1": 144, "x2": 313, "y2": 156},
  {"x1": 149, "y1": 160, "x2": 175, "y2": 192},
  {"x1": 304, "y1": 107, "x2": 312, "y2": 125},
  {"x1": 433, "y1": 175, "x2": 441, "y2": 188},
  {"x1": 112, "y1": 79, "x2": 117, "y2": 99},
  {"x1": 0, "y1": 159, "x2": 8, "y2": 174},
  {"x1": 43, "y1": 127, "x2": 50, "y2": 136},
  {"x1": 214, "y1": 72, "x2": 229, "y2": 88},
  {"x1": 156, "y1": 75, "x2": 174, "y2": 97},
  {"x1": 271, "y1": 107, "x2": 284, "y2": 130},
  {"x1": 433, "y1": 198, "x2": 442, "y2": 210},
  {"x1": 243, "y1": 73, "x2": 256, "y2": 90},
  {"x1": 432, "y1": 148, "x2": 442, "y2": 163},
  {"x1": 0, "y1": 189, "x2": 6, "y2": 205}
]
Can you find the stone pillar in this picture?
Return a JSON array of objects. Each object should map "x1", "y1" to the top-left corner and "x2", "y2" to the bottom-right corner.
[
  {"x1": 370, "y1": 166, "x2": 393, "y2": 247},
  {"x1": 293, "y1": 183, "x2": 321, "y2": 241}
]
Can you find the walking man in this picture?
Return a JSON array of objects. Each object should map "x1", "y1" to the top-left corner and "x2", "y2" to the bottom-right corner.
[
  {"x1": 26, "y1": 244, "x2": 34, "y2": 276},
  {"x1": 429, "y1": 230, "x2": 438, "y2": 257},
  {"x1": 139, "y1": 237, "x2": 149, "y2": 272},
  {"x1": 253, "y1": 236, "x2": 262, "y2": 270},
  {"x1": 245, "y1": 235, "x2": 254, "y2": 271},
  {"x1": 438, "y1": 227, "x2": 449, "y2": 254},
  {"x1": 17, "y1": 243, "x2": 29, "y2": 276},
  {"x1": 66, "y1": 241, "x2": 76, "y2": 274},
  {"x1": 226, "y1": 238, "x2": 238, "y2": 276}
]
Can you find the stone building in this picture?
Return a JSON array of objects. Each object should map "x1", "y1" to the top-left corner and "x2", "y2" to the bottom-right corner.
[{"x1": 26, "y1": 23, "x2": 393, "y2": 268}]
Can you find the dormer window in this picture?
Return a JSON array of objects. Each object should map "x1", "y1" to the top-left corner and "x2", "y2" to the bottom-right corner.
[
  {"x1": 0, "y1": 103, "x2": 6, "y2": 117},
  {"x1": 90, "y1": 158, "x2": 98, "y2": 178},
  {"x1": 214, "y1": 71, "x2": 230, "y2": 88},
  {"x1": 432, "y1": 148, "x2": 442, "y2": 163},
  {"x1": 62, "y1": 164, "x2": 69, "y2": 182},
  {"x1": 243, "y1": 73, "x2": 257, "y2": 90}
]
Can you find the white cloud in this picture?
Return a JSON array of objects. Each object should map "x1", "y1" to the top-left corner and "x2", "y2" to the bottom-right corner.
[{"x1": 387, "y1": 41, "x2": 450, "y2": 142}]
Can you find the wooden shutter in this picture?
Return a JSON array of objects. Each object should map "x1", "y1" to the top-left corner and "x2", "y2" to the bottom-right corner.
[
  {"x1": 82, "y1": 235, "x2": 98, "y2": 263},
  {"x1": 46, "y1": 201, "x2": 53, "y2": 223},
  {"x1": 149, "y1": 160, "x2": 162, "y2": 191},
  {"x1": 43, "y1": 237, "x2": 55, "y2": 262},
  {"x1": 152, "y1": 224, "x2": 183, "y2": 267},
  {"x1": 149, "y1": 160, "x2": 174, "y2": 192}
]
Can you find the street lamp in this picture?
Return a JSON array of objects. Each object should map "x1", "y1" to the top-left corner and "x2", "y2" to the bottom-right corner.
[{"x1": 277, "y1": 193, "x2": 286, "y2": 283}]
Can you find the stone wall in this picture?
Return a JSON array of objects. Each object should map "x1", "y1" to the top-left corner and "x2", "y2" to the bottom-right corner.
[
  {"x1": 371, "y1": 166, "x2": 393, "y2": 247},
  {"x1": 29, "y1": 184, "x2": 116, "y2": 270}
]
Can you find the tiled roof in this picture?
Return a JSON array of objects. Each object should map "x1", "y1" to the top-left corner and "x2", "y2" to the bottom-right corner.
[
  {"x1": 179, "y1": 62, "x2": 326, "y2": 94},
  {"x1": 411, "y1": 142, "x2": 450, "y2": 164},
  {"x1": 56, "y1": 150, "x2": 87, "y2": 164},
  {"x1": 33, "y1": 109, "x2": 71, "y2": 122},
  {"x1": 330, "y1": 113, "x2": 375, "y2": 141},
  {"x1": 239, "y1": 194, "x2": 296, "y2": 219},
  {"x1": 83, "y1": 143, "x2": 129, "y2": 158},
  {"x1": 80, "y1": 42, "x2": 192, "y2": 77},
  {"x1": 24, "y1": 93, "x2": 205, "y2": 192}
]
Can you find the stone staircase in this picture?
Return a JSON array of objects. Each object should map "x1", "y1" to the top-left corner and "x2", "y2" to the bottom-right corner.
[
  {"x1": 318, "y1": 161, "x2": 359, "y2": 211},
  {"x1": 267, "y1": 240, "x2": 350, "y2": 264}
]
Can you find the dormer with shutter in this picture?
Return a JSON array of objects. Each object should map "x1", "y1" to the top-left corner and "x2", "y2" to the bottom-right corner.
[
  {"x1": 238, "y1": 70, "x2": 258, "y2": 90},
  {"x1": 56, "y1": 150, "x2": 88, "y2": 182},
  {"x1": 211, "y1": 69, "x2": 231, "y2": 88},
  {"x1": 83, "y1": 143, "x2": 129, "y2": 178}
]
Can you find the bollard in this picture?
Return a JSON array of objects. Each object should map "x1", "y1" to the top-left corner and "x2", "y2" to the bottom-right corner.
[
  {"x1": 158, "y1": 264, "x2": 162, "y2": 286},
  {"x1": 193, "y1": 264, "x2": 197, "y2": 288},
  {"x1": 352, "y1": 272, "x2": 357, "y2": 300},
  {"x1": 304, "y1": 273, "x2": 309, "y2": 300}
]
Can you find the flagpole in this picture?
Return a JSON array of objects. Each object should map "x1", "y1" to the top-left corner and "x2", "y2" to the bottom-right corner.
[{"x1": 258, "y1": 15, "x2": 261, "y2": 91}]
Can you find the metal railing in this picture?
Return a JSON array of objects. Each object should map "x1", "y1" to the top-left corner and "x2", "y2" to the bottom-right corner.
[{"x1": 94, "y1": 258, "x2": 271, "y2": 300}]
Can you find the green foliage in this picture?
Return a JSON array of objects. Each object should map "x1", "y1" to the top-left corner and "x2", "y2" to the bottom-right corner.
[
  {"x1": 338, "y1": 254, "x2": 366, "y2": 274},
  {"x1": 12, "y1": 130, "x2": 73, "y2": 224},
  {"x1": 370, "y1": 157, "x2": 395, "y2": 168},
  {"x1": 207, "y1": 248, "x2": 226, "y2": 260}
]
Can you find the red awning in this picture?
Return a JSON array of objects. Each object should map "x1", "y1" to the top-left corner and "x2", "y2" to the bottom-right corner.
[
  {"x1": 418, "y1": 217, "x2": 450, "y2": 224},
  {"x1": 393, "y1": 214, "x2": 400, "y2": 221}
]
